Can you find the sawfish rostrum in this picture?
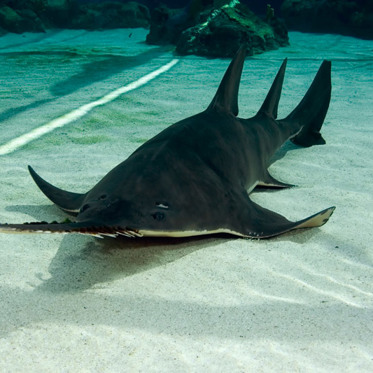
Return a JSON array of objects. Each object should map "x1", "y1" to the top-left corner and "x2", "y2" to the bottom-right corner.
[{"x1": 0, "y1": 48, "x2": 335, "y2": 238}]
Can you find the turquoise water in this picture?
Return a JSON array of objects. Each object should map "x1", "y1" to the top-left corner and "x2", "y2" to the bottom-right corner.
[{"x1": 0, "y1": 29, "x2": 373, "y2": 371}]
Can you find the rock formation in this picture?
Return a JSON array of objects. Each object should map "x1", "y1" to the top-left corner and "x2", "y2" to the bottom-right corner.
[
  {"x1": 146, "y1": 0, "x2": 289, "y2": 57},
  {"x1": 0, "y1": 0, "x2": 150, "y2": 34},
  {"x1": 281, "y1": 0, "x2": 373, "y2": 40}
]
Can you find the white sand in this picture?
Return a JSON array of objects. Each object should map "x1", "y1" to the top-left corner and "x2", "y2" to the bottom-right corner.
[{"x1": 0, "y1": 29, "x2": 372, "y2": 372}]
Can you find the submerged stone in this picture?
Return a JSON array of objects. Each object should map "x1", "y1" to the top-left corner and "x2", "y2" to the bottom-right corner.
[
  {"x1": 146, "y1": 0, "x2": 289, "y2": 57},
  {"x1": 281, "y1": 0, "x2": 373, "y2": 40},
  {"x1": 0, "y1": 1, "x2": 150, "y2": 34}
]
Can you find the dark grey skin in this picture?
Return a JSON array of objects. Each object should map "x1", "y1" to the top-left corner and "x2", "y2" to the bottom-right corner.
[{"x1": 0, "y1": 47, "x2": 335, "y2": 238}]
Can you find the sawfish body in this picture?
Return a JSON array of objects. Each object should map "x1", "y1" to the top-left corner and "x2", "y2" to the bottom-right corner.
[{"x1": 0, "y1": 47, "x2": 335, "y2": 238}]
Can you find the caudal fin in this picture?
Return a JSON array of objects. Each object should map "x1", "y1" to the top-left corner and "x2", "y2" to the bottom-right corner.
[{"x1": 285, "y1": 60, "x2": 332, "y2": 147}]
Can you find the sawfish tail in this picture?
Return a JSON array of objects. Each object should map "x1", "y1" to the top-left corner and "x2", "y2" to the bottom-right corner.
[{"x1": 285, "y1": 60, "x2": 332, "y2": 147}]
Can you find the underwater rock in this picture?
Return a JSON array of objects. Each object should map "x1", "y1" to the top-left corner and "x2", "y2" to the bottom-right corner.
[
  {"x1": 0, "y1": 5, "x2": 45, "y2": 33},
  {"x1": 42, "y1": 0, "x2": 72, "y2": 28},
  {"x1": 281, "y1": 0, "x2": 373, "y2": 40},
  {"x1": 0, "y1": 6, "x2": 25, "y2": 34},
  {"x1": 0, "y1": 1, "x2": 150, "y2": 34},
  {"x1": 17, "y1": 9, "x2": 45, "y2": 32},
  {"x1": 146, "y1": 5, "x2": 190, "y2": 45},
  {"x1": 178, "y1": 2, "x2": 288, "y2": 57},
  {"x1": 70, "y1": 1, "x2": 150, "y2": 30},
  {"x1": 146, "y1": 1, "x2": 289, "y2": 57},
  {"x1": 0, "y1": 0, "x2": 68, "y2": 32}
]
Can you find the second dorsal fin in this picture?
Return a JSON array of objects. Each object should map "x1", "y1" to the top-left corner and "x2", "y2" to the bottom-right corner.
[
  {"x1": 257, "y1": 59, "x2": 287, "y2": 119},
  {"x1": 207, "y1": 46, "x2": 246, "y2": 116}
]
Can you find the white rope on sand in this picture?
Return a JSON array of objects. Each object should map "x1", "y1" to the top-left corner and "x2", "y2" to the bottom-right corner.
[{"x1": 0, "y1": 59, "x2": 179, "y2": 156}]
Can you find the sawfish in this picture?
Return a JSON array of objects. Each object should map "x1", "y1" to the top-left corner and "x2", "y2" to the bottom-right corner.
[{"x1": 0, "y1": 47, "x2": 335, "y2": 238}]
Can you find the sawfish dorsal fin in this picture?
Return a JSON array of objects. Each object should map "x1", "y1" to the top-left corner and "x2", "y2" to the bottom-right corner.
[
  {"x1": 257, "y1": 58, "x2": 287, "y2": 119},
  {"x1": 207, "y1": 46, "x2": 246, "y2": 116}
]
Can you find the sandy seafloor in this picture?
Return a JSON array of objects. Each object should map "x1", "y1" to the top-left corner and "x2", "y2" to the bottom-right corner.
[{"x1": 0, "y1": 28, "x2": 372, "y2": 372}]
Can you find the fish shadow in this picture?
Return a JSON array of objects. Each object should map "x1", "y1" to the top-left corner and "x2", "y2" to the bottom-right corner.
[
  {"x1": 35, "y1": 233, "x2": 227, "y2": 293},
  {"x1": 31, "y1": 227, "x2": 320, "y2": 294},
  {"x1": 33, "y1": 225, "x2": 323, "y2": 294},
  {"x1": 6, "y1": 203, "x2": 224, "y2": 292},
  {"x1": 0, "y1": 46, "x2": 170, "y2": 123},
  {"x1": 50, "y1": 46, "x2": 171, "y2": 96},
  {"x1": 5, "y1": 169, "x2": 322, "y2": 296}
]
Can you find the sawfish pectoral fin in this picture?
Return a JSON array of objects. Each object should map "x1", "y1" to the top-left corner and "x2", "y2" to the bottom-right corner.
[
  {"x1": 28, "y1": 165, "x2": 87, "y2": 216},
  {"x1": 292, "y1": 206, "x2": 336, "y2": 230},
  {"x1": 241, "y1": 199, "x2": 335, "y2": 238}
]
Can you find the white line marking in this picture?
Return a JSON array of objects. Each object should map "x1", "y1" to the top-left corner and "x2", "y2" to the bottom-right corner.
[{"x1": 0, "y1": 59, "x2": 179, "y2": 156}]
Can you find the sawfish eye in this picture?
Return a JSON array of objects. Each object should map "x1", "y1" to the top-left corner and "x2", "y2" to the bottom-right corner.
[{"x1": 99, "y1": 194, "x2": 107, "y2": 200}]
